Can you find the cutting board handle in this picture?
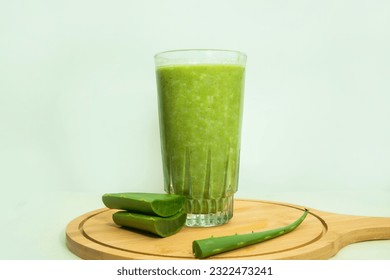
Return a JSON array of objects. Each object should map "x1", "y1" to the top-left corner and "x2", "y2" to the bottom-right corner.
[{"x1": 320, "y1": 211, "x2": 390, "y2": 245}]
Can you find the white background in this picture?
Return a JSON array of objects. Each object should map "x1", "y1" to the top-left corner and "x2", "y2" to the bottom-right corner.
[{"x1": 1, "y1": 0, "x2": 389, "y2": 259}]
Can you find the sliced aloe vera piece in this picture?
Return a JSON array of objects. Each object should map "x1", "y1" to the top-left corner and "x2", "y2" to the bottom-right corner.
[
  {"x1": 102, "y1": 192, "x2": 185, "y2": 217},
  {"x1": 113, "y1": 210, "x2": 187, "y2": 237}
]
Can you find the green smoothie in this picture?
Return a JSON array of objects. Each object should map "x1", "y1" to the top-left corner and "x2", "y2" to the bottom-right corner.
[{"x1": 156, "y1": 64, "x2": 245, "y2": 223}]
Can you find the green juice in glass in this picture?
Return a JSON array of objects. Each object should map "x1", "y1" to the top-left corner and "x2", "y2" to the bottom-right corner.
[{"x1": 155, "y1": 50, "x2": 246, "y2": 227}]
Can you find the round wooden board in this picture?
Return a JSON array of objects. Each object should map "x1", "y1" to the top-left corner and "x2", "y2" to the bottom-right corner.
[{"x1": 66, "y1": 199, "x2": 390, "y2": 260}]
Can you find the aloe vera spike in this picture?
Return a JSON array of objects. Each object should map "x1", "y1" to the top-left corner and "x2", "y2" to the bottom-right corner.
[{"x1": 192, "y1": 209, "x2": 309, "y2": 259}]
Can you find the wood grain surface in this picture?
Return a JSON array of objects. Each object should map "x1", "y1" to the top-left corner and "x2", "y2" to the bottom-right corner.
[{"x1": 66, "y1": 199, "x2": 390, "y2": 259}]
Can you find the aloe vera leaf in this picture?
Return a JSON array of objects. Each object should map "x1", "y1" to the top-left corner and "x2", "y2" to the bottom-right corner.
[
  {"x1": 192, "y1": 209, "x2": 309, "y2": 259},
  {"x1": 102, "y1": 192, "x2": 185, "y2": 217},
  {"x1": 113, "y1": 210, "x2": 187, "y2": 237}
]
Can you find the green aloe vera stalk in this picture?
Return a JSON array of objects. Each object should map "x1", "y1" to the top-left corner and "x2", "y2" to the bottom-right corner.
[
  {"x1": 102, "y1": 192, "x2": 185, "y2": 217},
  {"x1": 113, "y1": 210, "x2": 187, "y2": 237},
  {"x1": 192, "y1": 209, "x2": 309, "y2": 259}
]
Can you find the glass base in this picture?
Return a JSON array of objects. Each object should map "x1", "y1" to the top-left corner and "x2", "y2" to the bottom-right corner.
[{"x1": 185, "y1": 196, "x2": 234, "y2": 227}]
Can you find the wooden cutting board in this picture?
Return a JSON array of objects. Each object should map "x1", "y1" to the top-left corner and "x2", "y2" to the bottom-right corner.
[{"x1": 66, "y1": 199, "x2": 390, "y2": 259}]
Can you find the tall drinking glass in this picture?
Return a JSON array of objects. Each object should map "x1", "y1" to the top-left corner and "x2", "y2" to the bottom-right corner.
[{"x1": 154, "y1": 49, "x2": 246, "y2": 227}]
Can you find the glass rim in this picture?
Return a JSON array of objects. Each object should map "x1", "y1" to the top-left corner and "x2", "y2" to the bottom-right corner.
[
  {"x1": 154, "y1": 49, "x2": 247, "y2": 67},
  {"x1": 154, "y1": 48, "x2": 247, "y2": 58}
]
